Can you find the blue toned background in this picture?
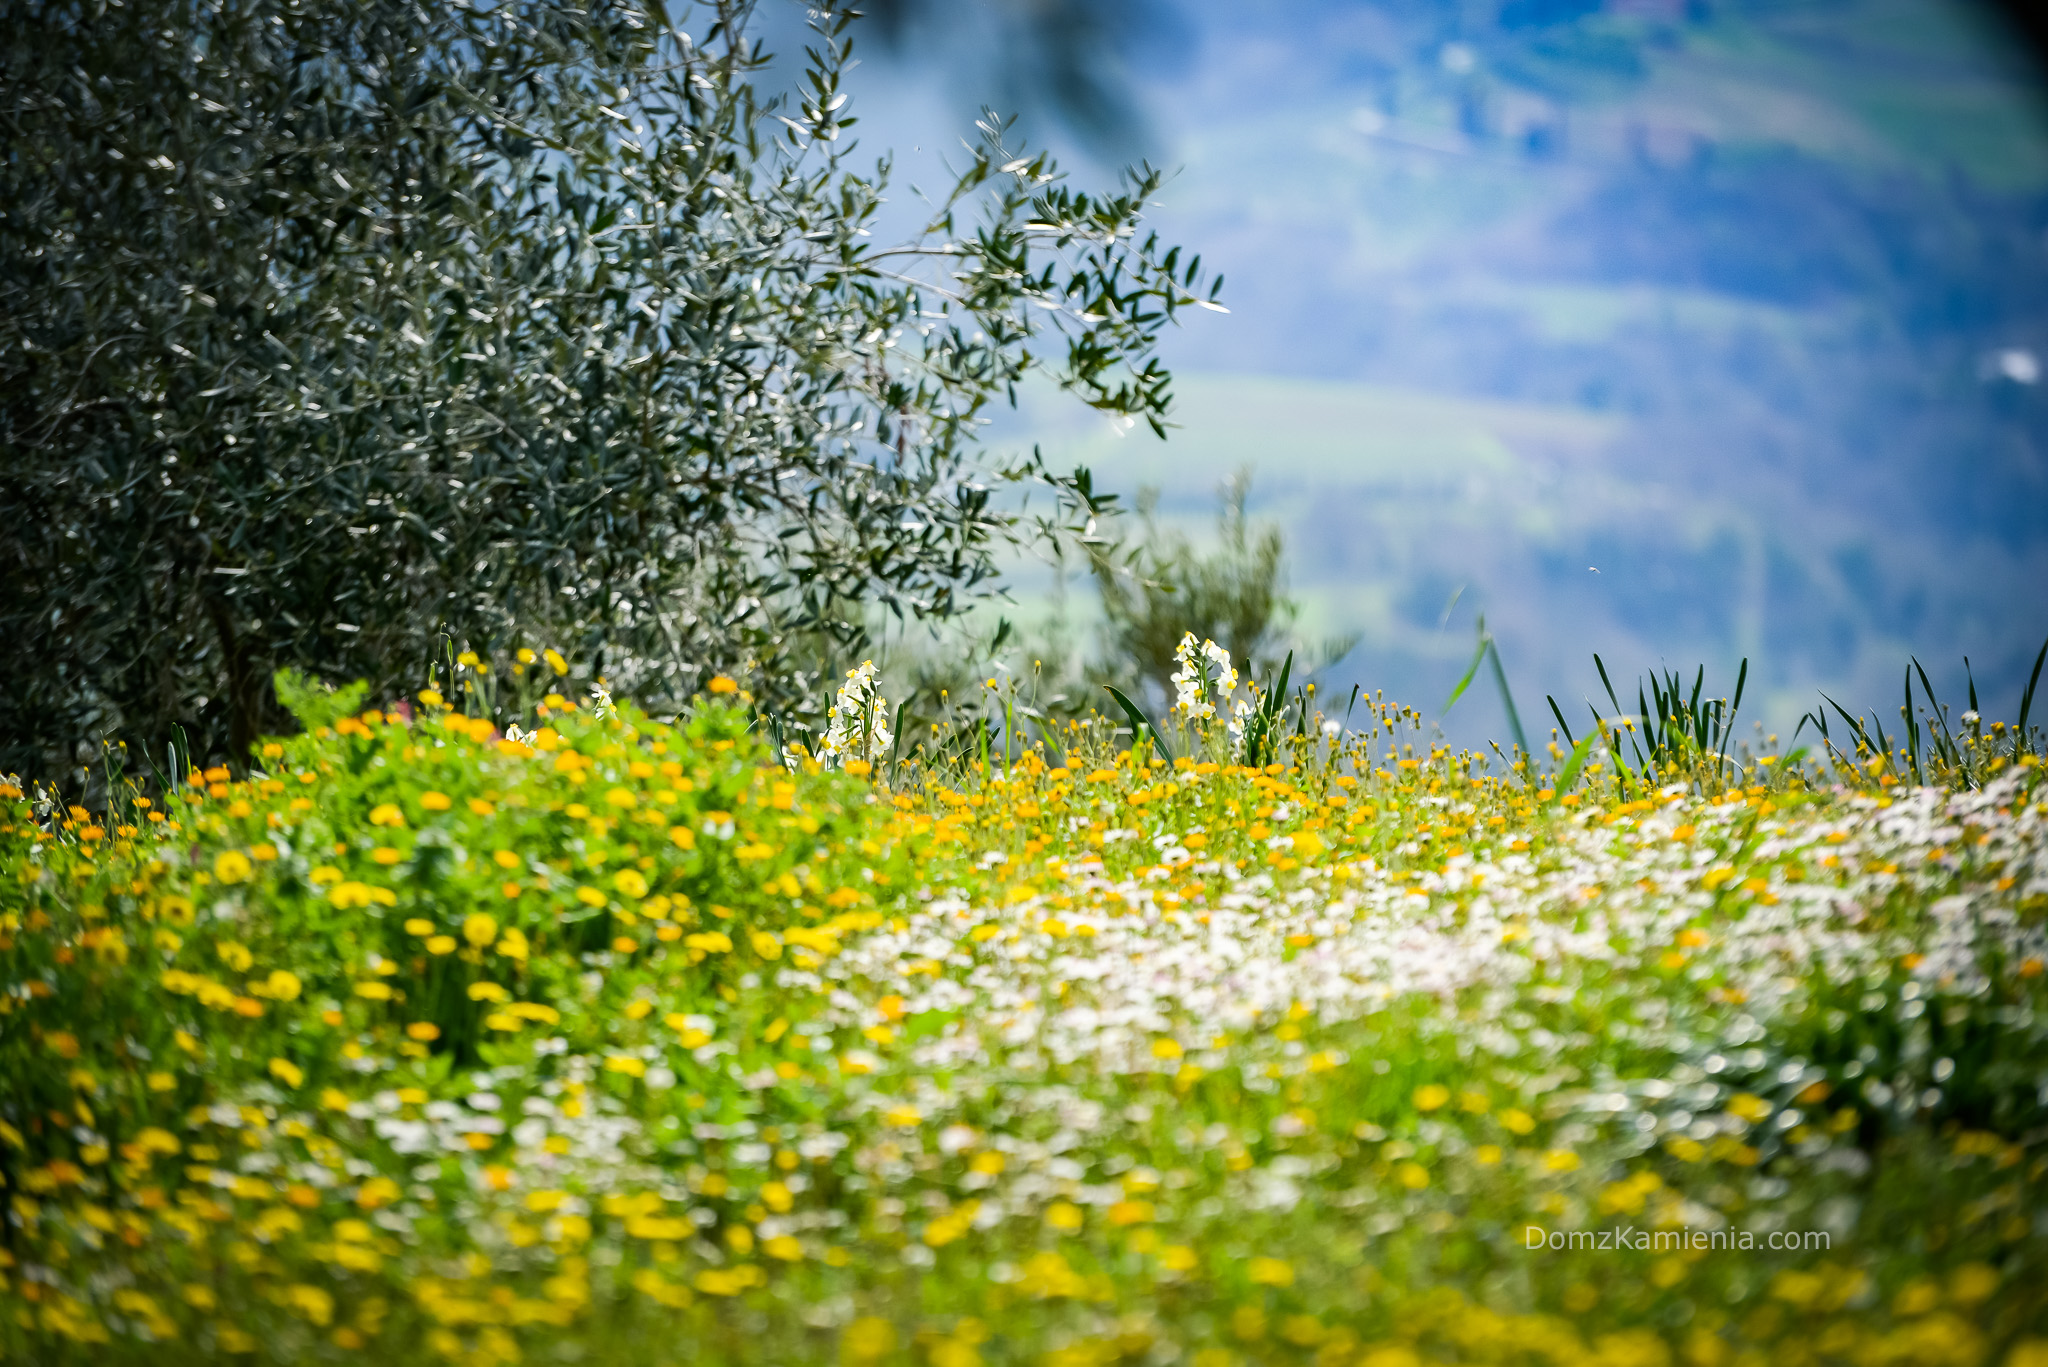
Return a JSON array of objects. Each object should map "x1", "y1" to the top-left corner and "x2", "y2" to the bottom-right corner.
[{"x1": 812, "y1": 0, "x2": 2048, "y2": 740}]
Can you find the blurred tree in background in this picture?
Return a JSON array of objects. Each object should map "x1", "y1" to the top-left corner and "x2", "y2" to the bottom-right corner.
[
  {"x1": 0, "y1": 0, "x2": 1216, "y2": 784},
  {"x1": 875, "y1": 470, "x2": 1354, "y2": 759},
  {"x1": 1090, "y1": 470, "x2": 1358, "y2": 707},
  {"x1": 1093, "y1": 471, "x2": 1291, "y2": 702}
]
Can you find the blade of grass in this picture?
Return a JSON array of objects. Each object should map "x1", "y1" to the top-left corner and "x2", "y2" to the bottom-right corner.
[
  {"x1": 1252, "y1": 651, "x2": 1295, "y2": 767},
  {"x1": 1547, "y1": 695, "x2": 1577, "y2": 748},
  {"x1": 1721, "y1": 658, "x2": 1748, "y2": 766},
  {"x1": 1441, "y1": 620, "x2": 1489, "y2": 717},
  {"x1": 888, "y1": 695, "x2": 911, "y2": 783},
  {"x1": 1102, "y1": 685, "x2": 1172, "y2": 764},
  {"x1": 1869, "y1": 705, "x2": 1893, "y2": 772},
  {"x1": 2017, "y1": 636, "x2": 2048, "y2": 742},
  {"x1": 1486, "y1": 639, "x2": 1530, "y2": 757},
  {"x1": 1903, "y1": 667, "x2": 1921, "y2": 785},
  {"x1": 1912, "y1": 656, "x2": 1963, "y2": 777},
  {"x1": 1594, "y1": 655, "x2": 1624, "y2": 714},
  {"x1": 1555, "y1": 732, "x2": 1598, "y2": 795}
]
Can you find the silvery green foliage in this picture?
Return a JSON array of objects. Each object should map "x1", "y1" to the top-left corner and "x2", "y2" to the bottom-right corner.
[{"x1": 0, "y1": 0, "x2": 1216, "y2": 782}]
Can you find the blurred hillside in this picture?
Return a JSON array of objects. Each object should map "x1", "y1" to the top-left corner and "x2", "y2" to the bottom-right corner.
[{"x1": 810, "y1": 0, "x2": 2048, "y2": 738}]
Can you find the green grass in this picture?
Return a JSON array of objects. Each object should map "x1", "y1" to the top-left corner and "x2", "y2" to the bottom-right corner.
[{"x1": 2, "y1": 655, "x2": 2046, "y2": 1365}]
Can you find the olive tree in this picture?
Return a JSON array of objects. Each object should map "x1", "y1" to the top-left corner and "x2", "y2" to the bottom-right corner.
[{"x1": 0, "y1": 0, "x2": 1217, "y2": 782}]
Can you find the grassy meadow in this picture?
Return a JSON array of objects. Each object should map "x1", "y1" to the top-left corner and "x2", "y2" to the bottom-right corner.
[{"x1": 2, "y1": 655, "x2": 2046, "y2": 1366}]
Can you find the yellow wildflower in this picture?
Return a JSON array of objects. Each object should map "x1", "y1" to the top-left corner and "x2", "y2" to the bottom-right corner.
[{"x1": 1248, "y1": 1257, "x2": 1295, "y2": 1287}]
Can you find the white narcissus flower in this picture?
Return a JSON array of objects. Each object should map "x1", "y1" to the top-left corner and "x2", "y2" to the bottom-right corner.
[
  {"x1": 819, "y1": 661, "x2": 891, "y2": 768},
  {"x1": 1204, "y1": 639, "x2": 1239, "y2": 699},
  {"x1": 1172, "y1": 634, "x2": 1242, "y2": 723},
  {"x1": 1228, "y1": 696, "x2": 1254, "y2": 753},
  {"x1": 1171, "y1": 632, "x2": 1213, "y2": 719}
]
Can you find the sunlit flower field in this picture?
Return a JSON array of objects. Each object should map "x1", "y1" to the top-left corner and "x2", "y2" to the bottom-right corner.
[{"x1": 3, "y1": 660, "x2": 2045, "y2": 1366}]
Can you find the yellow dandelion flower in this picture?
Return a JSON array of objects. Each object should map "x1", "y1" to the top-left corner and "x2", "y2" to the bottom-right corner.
[
  {"x1": 420, "y1": 791, "x2": 452, "y2": 811},
  {"x1": 1248, "y1": 1257, "x2": 1295, "y2": 1287},
  {"x1": 1727, "y1": 1093, "x2": 1772, "y2": 1123},
  {"x1": 136, "y1": 1127, "x2": 181, "y2": 1156}
]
